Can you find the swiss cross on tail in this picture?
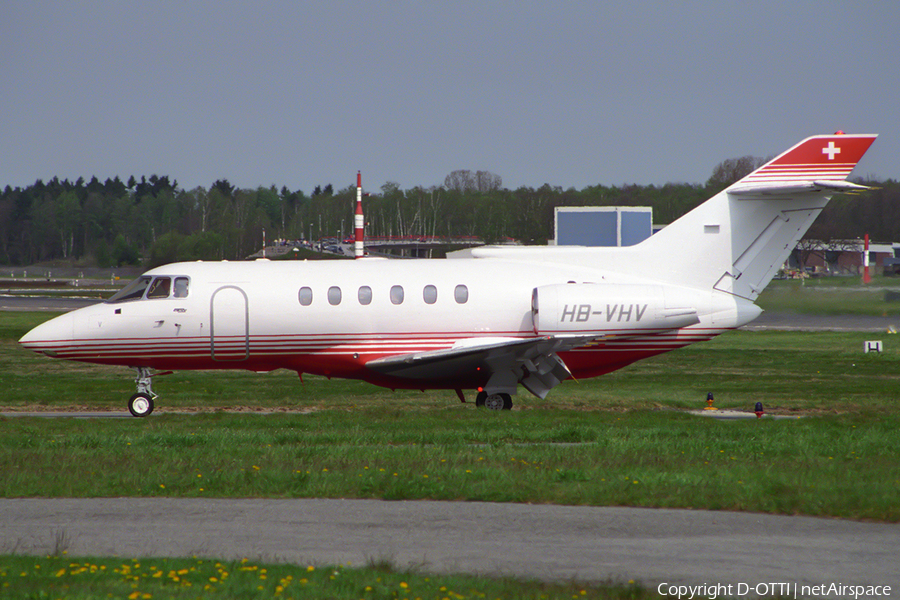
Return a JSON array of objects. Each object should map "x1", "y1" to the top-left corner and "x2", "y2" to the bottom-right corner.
[
  {"x1": 822, "y1": 141, "x2": 841, "y2": 160},
  {"x1": 728, "y1": 132, "x2": 878, "y2": 196}
]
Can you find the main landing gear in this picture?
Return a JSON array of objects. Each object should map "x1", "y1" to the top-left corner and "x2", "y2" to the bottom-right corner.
[
  {"x1": 475, "y1": 391, "x2": 513, "y2": 411},
  {"x1": 128, "y1": 367, "x2": 159, "y2": 417}
]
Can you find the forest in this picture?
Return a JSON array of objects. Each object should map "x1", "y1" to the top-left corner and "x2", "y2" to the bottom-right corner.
[{"x1": 0, "y1": 160, "x2": 896, "y2": 269}]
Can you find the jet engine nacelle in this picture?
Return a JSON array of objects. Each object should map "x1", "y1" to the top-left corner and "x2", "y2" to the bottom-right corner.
[{"x1": 531, "y1": 283, "x2": 700, "y2": 335}]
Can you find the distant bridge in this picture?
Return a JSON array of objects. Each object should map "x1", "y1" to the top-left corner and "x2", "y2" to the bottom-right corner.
[
  {"x1": 362, "y1": 236, "x2": 487, "y2": 258},
  {"x1": 249, "y1": 236, "x2": 502, "y2": 260}
]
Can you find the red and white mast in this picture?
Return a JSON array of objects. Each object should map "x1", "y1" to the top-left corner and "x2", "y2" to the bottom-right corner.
[{"x1": 354, "y1": 171, "x2": 364, "y2": 259}]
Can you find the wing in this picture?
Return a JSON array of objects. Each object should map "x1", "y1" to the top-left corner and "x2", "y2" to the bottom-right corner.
[{"x1": 365, "y1": 335, "x2": 596, "y2": 399}]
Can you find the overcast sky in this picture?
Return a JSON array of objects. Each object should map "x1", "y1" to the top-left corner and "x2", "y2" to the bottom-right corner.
[{"x1": 2, "y1": 1, "x2": 897, "y2": 194}]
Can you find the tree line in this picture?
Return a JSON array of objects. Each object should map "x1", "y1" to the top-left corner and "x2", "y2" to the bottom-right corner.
[{"x1": 1, "y1": 163, "x2": 896, "y2": 269}]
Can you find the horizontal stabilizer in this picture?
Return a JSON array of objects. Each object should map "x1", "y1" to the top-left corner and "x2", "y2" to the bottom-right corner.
[{"x1": 728, "y1": 179, "x2": 876, "y2": 198}]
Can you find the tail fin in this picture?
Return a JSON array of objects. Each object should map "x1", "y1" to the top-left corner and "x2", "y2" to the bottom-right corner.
[{"x1": 643, "y1": 133, "x2": 877, "y2": 300}]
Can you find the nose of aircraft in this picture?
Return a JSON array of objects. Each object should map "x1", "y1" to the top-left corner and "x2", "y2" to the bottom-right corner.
[{"x1": 18, "y1": 311, "x2": 76, "y2": 356}]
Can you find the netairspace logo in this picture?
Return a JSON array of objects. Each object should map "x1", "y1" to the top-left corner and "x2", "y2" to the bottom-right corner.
[{"x1": 657, "y1": 582, "x2": 893, "y2": 599}]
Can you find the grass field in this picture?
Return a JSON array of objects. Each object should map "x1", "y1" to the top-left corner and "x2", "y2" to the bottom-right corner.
[
  {"x1": 758, "y1": 277, "x2": 900, "y2": 315},
  {"x1": 4, "y1": 404, "x2": 899, "y2": 520},
  {"x1": 3, "y1": 310, "x2": 900, "y2": 518},
  {"x1": 3, "y1": 308, "x2": 900, "y2": 598},
  {"x1": 0, "y1": 555, "x2": 651, "y2": 600}
]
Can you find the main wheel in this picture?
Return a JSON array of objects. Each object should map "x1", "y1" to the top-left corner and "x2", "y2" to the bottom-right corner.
[
  {"x1": 477, "y1": 392, "x2": 512, "y2": 411},
  {"x1": 128, "y1": 393, "x2": 154, "y2": 417}
]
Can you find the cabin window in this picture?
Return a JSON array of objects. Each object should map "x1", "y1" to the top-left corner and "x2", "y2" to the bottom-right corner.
[
  {"x1": 390, "y1": 285, "x2": 404, "y2": 305},
  {"x1": 298, "y1": 287, "x2": 313, "y2": 306},
  {"x1": 107, "y1": 276, "x2": 151, "y2": 303},
  {"x1": 358, "y1": 286, "x2": 372, "y2": 305},
  {"x1": 328, "y1": 286, "x2": 342, "y2": 305},
  {"x1": 147, "y1": 277, "x2": 171, "y2": 299},
  {"x1": 454, "y1": 284, "x2": 469, "y2": 304},
  {"x1": 423, "y1": 285, "x2": 437, "y2": 304},
  {"x1": 173, "y1": 277, "x2": 189, "y2": 298}
]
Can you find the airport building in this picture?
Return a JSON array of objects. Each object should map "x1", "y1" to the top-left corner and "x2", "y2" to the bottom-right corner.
[
  {"x1": 552, "y1": 206, "x2": 657, "y2": 247},
  {"x1": 790, "y1": 240, "x2": 899, "y2": 276}
]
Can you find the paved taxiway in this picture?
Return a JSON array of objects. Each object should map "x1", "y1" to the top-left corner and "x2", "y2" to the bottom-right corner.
[
  {"x1": 3, "y1": 498, "x2": 898, "y2": 588},
  {"x1": 0, "y1": 295, "x2": 99, "y2": 311},
  {"x1": 744, "y1": 311, "x2": 899, "y2": 332}
]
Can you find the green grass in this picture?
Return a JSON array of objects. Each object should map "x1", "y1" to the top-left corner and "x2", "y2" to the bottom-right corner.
[
  {"x1": 4, "y1": 312, "x2": 900, "y2": 520},
  {"x1": 0, "y1": 555, "x2": 650, "y2": 600},
  {"x1": 3, "y1": 409, "x2": 898, "y2": 520},
  {"x1": 758, "y1": 277, "x2": 900, "y2": 315}
]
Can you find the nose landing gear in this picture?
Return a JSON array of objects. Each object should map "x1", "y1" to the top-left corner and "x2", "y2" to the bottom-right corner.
[{"x1": 127, "y1": 367, "x2": 171, "y2": 417}]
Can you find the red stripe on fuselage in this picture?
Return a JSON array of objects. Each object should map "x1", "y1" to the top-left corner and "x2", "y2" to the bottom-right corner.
[{"x1": 26, "y1": 327, "x2": 728, "y2": 387}]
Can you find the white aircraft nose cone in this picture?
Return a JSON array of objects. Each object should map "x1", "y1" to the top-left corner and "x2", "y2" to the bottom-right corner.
[{"x1": 18, "y1": 312, "x2": 76, "y2": 354}]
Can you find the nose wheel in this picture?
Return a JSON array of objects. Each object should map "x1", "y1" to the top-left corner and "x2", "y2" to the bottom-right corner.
[
  {"x1": 128, "y1": 392, "x2": 154, "y2": 417},
  {"x1": 128, "y1": 367, "x2": 163, "y2": 417}
]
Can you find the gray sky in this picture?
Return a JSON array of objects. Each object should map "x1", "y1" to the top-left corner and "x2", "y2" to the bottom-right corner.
[{"x1": 2, "y1": 1, "x2": 897, "y2": 194}]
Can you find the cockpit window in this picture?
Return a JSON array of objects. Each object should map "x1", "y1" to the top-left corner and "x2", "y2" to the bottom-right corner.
[
  {"x1": 107, "y1": 276, "x2": 152, "y2": 303},
  {"x1": 146, "y1": 277, "x2": 171, "y2": 299},
  {"x1": 173, "y1": 277, "x2": 189, "y2": 298}
]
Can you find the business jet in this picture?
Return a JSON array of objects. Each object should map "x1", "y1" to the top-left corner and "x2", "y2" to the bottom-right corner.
[{"x1": 19, "y1": 133, "x2": 878, "y2": 416}]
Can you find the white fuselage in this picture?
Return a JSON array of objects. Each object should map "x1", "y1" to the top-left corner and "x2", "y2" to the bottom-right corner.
[{"x1": 18, "y1": 256, "x2": 755, "y2": 391}]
